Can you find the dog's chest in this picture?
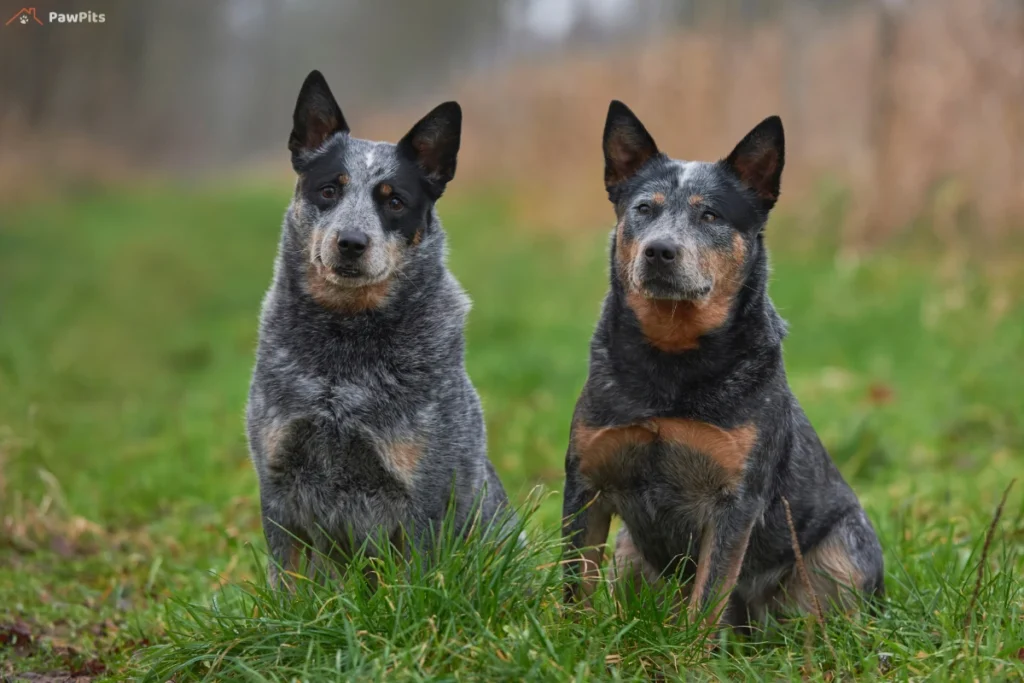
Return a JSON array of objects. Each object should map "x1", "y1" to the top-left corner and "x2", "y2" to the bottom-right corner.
[
  {"x1": 260, "y1": 414, "x2": 420, "y2": 544},
  {"x1": 256, "y1": 361, "x2": 433, "y2": 538},
  {"x1": 575, "y1": 418, "x2": 757, "y2": 518}
]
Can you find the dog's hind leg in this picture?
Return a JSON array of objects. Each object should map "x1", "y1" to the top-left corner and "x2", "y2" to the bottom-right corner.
[
  {"x1": 608, "y1": 525, "x2": 662, "y2": 597},
  {"x1": 773, "y1": 508, "x2": 884, "y2": 616}
]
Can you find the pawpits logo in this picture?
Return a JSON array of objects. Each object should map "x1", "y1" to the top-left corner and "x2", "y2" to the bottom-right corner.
[
  {"x1": 5, "y1": 7, "x2": 106, "y2": 26},
  {"x1": 5, "y1": 7, "x2": 43, "y2": 25},
  {"x1": 49, "y1": 10, "x2": 105, "y2": 23}
]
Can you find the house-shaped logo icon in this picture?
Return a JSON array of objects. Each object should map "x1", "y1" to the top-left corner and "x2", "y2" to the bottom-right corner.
[{"x1": 5, "y1": 7, "x2": 44, "y2": 26}]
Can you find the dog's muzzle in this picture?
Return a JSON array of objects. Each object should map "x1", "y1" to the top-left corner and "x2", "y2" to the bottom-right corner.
[{"x1": 637, "y1": 239, "x2": 712, "y2": 301}]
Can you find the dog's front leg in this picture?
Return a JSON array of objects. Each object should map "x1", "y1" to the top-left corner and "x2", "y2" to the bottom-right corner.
[
  {"x1": 262, "y1": 506, "x2": 310, "y2": 590},
  {"x1": 562, "y1": 445, "x2": 611, "y2": 605},
  {"x1": 688, "y1": 504, "x2": 759, "y2": 627}
]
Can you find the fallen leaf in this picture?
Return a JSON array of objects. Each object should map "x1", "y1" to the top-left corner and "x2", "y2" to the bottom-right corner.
[
  {"x1": 68, "y1": 657, "x2": 106, "y2": 677},
  {"x1": 0, "y1": 620, "x2": 33, "y2": 650},
  {"x1": 867, "y1": 382, "x2": 895, "y2": 406},
  {"x1": 49, "y1": 534, "x2": 77, "y2": 558}
]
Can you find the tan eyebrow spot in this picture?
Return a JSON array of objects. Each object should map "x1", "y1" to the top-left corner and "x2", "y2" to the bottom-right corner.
[
  {"x1": 689, "y1": 194, "x2": 703, "y2": 206},
  {"x1": 338, "y1": 173, "x2": 350, "y2": 185},
  {"x1": 651, "y1": 192, "x2": 666, "y2": 205},
  {"x1": 380, "y1": 184, "x2": 392, "y2": 196}
]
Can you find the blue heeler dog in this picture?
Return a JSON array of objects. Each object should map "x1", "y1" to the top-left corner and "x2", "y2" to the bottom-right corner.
[
  {"x1": 562, "y1": 101, "x2": 884, "y2": 630},
  {"x1": 246, "y1": 70, "x2": 512, "y2": 584}
]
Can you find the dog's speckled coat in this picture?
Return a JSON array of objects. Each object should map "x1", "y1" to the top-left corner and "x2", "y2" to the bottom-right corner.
[
  {"x1": 247, "y1": 71, "x2": 511, "y2": 583},
  {"x1": 562, "y1": 101, "x2": 884, "y2": 628}
]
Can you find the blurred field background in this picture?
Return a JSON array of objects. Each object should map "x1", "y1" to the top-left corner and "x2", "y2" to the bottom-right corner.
[{"x1": 1, "y1": 0, "x2": 1023, "y2": 679}]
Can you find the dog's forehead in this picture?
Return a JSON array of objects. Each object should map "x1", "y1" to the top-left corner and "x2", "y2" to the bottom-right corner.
[
  {"x1": 342, "y1": 137, "x2": 401, "y2": 182},
  {"x1": 642, "y1": 160, "x2": 721, "y2": 196}
]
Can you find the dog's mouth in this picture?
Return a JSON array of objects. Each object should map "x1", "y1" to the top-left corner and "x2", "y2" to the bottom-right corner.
[
  {"x1": 635, "y1": 274, "x2": 713, "y2": 303},
  {"x1": 313, "y1": 260, "x2": 390, "y2": 289}
]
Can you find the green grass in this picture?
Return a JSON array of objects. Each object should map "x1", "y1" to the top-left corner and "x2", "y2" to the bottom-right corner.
[{"x1": 1, "y1": 187, "x2": 1022, "y2": 680}]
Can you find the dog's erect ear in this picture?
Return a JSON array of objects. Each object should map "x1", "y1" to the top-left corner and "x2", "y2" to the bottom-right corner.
[
  {"x1": 289, "y1": 70, "x2": 348, "y2": 162},
  {"x1": 398, "y1": 102, "x2": 462, "y2": 199},
  {"x1": 723, "y1": 116, "x2": 785, "y2": 209},
  {"x1": 603, "y1": 100, "x2": 660, "y2": 198}
]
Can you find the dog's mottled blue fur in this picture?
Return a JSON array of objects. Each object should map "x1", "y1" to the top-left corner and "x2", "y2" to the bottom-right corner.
[
  {"x1": 246, "y1": 71, "x2": 511, "y2": 583},
  {"x1": 562, "y1": 101, "x2": 884, "y2": 629}
]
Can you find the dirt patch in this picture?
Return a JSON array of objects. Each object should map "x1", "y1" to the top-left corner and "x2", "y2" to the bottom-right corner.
[{"x1": 0, "y1": 617, "x2": 150, "y2": 682}]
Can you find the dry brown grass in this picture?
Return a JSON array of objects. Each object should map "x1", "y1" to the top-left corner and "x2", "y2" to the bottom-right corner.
[
  {"x1": 371, "y1": 0, "x2": 1024, "y2": 245},
  {"x1": 3, "y1": 0, "x2": 1021, "y2": 247}
]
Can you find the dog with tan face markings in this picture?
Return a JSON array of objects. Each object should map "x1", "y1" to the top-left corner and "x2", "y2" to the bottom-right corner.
[
  {"x1": 561, "y1": 101, "x2": 884, "y2": 630},
  {"x1": 246, "y1": 70, "x2": 513, "y2": 585}
]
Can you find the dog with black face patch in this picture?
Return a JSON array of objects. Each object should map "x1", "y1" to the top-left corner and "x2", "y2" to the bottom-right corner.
[
  {"x1": 561, "y1": 101, "x2": 884, "y2": 629},
  {"x1": 246, "y1": 70, "x2": 513, "y2": 584}
]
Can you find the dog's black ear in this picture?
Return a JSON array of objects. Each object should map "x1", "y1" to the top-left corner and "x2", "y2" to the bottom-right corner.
[
  {"x1": 603, "y1": 100, "x2": 660, "y2": 199},
  {"x1": 289, "y1": 70, "x2": 348, "y2": 162},
  {"x1": 723, "y1": 116, "x2": 785, "y2": 209},
  {"x1": 398, "y1": 102, "x2": 462, "y2": 199}
]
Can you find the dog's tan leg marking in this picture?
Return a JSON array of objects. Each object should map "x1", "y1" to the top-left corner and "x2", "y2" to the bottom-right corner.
[
  {"x1": 688, "y1": 521, "x2": 717, "y2": 622},
  {"x1": 779, "y1": 533, "x2": 864, "y2": 615},
  {"x1": 288, "y1": 544, "x2": 307, "y2": 573},
  {"x1": 610, "y1": 525, "x2": 662, "y2": 595},
  {"x1": 625, "y1": 233, "x2": 748, "y2": 352},
  {"x1": 707, "y1": 518, "x2": 756, "y2": 625},
  {"x1": 268, "y1": 541, "x2": 309, "y2": 591},
  {"x1": 579, "y1": 501, "x2": 612, "y2": 602}
]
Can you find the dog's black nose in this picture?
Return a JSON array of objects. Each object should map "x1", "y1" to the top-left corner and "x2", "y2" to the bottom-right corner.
[
  {"x1": 644, "y1": 240, "x2": 677, "y2": 264},
  {"x1": 338, "y1": 231, "x2": 368, "y2": 259}
]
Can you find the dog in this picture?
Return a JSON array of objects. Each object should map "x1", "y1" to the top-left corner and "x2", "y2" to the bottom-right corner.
[
  {"x1": 561, "y1": 101, "x2": 884, "y2": 630},
  {"x1": 246, "y1": 70, "x2": 513, "y2": 584}
]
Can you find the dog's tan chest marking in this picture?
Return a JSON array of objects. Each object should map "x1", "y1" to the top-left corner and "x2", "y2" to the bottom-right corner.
[
  {"x1": 624, "y1": 233, "x2": 747, "y2": 352},
  {"x1": 574, "y1": 418, "x2": 757, "y2": 484},
  {"x1": 261, "y1": 416, "x2": 287, "y2": 465},
  {"x1": 306, "y1": 263, "x2": 393, "y2": 313},
  {"x1": 380, "y1": 438, "x2": 423, "y2": 487},
  {"x1": 261, "y1": 414, "x2": 423, "y2": 490}
]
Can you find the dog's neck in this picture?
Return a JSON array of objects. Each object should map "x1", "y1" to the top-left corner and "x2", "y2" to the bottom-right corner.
[
  {"x1": 269, "y1": 219, "x2": 455, "y2": 345},
  {"x1": 602, "y1": 233, "x2": 786, "y2": 386}
]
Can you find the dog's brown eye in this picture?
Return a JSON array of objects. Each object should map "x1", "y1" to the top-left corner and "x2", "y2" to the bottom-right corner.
[
  {"x1": 636, "y1": 203, "x2": 652, "y2": 216},
  {"x1": 388, "y1": 196, "x2": 404, "y2": 211},
  {"x1": 701, "y1": 210, "x2": 718, "y2": 222},
  {"x1": 320, "y1": 185, "x2": 338, "y2": 200}
]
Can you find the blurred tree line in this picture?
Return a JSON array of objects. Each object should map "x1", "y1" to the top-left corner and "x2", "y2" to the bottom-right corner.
[{"x1": 1, "y1": 0, "x2": 871, "y2": 170}]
